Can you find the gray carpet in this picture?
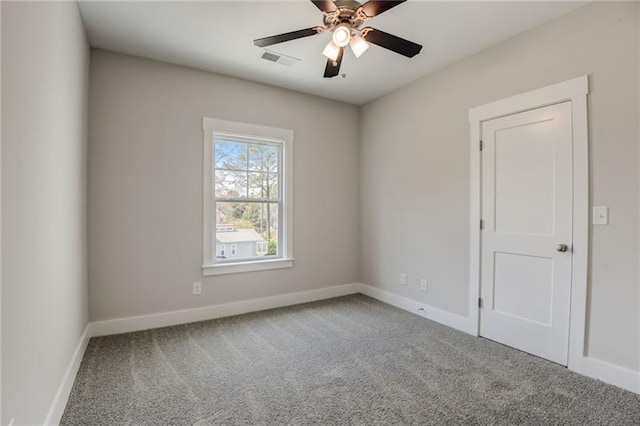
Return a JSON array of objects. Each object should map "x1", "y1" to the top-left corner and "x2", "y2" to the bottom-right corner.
[{"x1": 62, "y1": 294, "x2": 640, "y2": 425}]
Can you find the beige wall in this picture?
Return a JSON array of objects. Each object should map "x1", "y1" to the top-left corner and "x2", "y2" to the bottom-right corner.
[
  {"x1": 88, "y1": 50, "x2": 360, "y2": 321},
  {"x1": 1, "y1": 2, "x2": 4, "y2": 423},
  {"x1": 637, "y1": 0, "x2": 640, "y2": 365},
  {"x1": 360, "y1": 1, "x2": 640, "y2": 372},
  {"x1": 1, "y1": 2, "x2": 89, "y2": 424}
]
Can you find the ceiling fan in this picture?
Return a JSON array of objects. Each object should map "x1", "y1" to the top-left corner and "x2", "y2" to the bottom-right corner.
[{"x1": 253, "y1": 0, "x2": 422, "y2": 78}]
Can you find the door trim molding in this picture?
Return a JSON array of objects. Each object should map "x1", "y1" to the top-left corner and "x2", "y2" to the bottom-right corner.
[{"x1": 468, "y1": 75, "x2": 589, "y2": 373}]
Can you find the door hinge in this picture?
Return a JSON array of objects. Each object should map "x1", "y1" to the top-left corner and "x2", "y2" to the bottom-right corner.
[
  {"x1": 480, "y1": 219, "x2": 484, "y2": 230},
  {"x1": 478, "y1": 297, "x2": 483, "y2": 308},
  {"x1": 479, "y1": 140, "x2": 483, "y2": 151}
]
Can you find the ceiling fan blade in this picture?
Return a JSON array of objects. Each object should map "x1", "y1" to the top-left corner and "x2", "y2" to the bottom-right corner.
[
  {"x1": 359, "y1": 0, "x2": 406, "y2": 18},
  {"x1": 361, "y1": 27, "x2": 422, "y2": 58},
  {"x1": 254, "y1": 27, "x2": 322, "y2": 48},
  {"x1": 323, "y1": 47, "x2": 344, "y2": 78},
  {"x1": 311, "y1": 0, "x2": 337, "y2": 13}
]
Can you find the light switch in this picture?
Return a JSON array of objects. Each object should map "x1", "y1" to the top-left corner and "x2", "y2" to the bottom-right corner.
[{"x1": 593, "y1": 206, "x2": 609, "y2": 225}]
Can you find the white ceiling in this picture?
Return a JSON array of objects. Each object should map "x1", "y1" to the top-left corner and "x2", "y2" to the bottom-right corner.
[{"x1": 78, "y1": 1, "x2": 586, "y2": 105}]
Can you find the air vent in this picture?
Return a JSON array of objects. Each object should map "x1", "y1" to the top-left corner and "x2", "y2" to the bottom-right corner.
[
  {"x1": 260, "y1": 50, "x2": 300, "y2": 68},
  {"x1": 261, "y1": 51, "x2": 280, "y2": 62}
]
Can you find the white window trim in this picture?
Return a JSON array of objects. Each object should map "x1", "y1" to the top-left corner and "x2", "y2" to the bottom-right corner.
[{"x1": 202, "y1": 117, "x2": 294, "y2": 276}]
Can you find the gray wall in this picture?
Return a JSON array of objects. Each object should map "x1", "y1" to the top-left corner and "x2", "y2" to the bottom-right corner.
[
  {"x1": 88, "y1": 50, "x2": 360, "y2": 321},
  {"x1": 1, "y1": 2, "x2": 89, "y2": 424},
  {"x1": 637, "y1": 0, "x2": 640, "y2": 356},
  {"x1": 360, "y1": 1, "x2": 640, "y2": 372}
]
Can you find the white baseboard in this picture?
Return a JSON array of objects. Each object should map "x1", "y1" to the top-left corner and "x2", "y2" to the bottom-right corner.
[
  {"x1": 581, "y1": 357, "x2": 640, "y2": 394},
  {"x1": 357, "y1": 283, "x2": 476, "y2": 336},
  {"x1": 42, "y1": 283, "x2": 360, "y2": 425},
  {"x1": 43, "y1": 324, "x2": 91, "y2": 426},
  {"x1": 44, "y1": 282, "x2": 638, "y2": 426},
  {"x1": 90, "y1": 283, "x2": 360, "y2": 337},
  {"x1": 357, "y1": 284, "x2": 640, "y2": 395}
]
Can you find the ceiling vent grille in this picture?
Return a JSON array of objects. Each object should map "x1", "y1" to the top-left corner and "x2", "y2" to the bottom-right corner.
[{"x1": 260, "y1": 50, "x2": 300, "y2": 68}]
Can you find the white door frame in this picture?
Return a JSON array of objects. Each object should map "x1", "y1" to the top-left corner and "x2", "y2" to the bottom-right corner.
[{"x1": 468, "y1": 75, "x2": 589, "y2": 373}]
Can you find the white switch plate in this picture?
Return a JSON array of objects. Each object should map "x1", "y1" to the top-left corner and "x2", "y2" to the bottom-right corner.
[
  {"x1": 400, "y1": 273, "x2": 407, "y2": 286},
  {"x1": 193, "y1": 281, "x2": 202, "y2": 295},
  {"x1": 593, "y1": 206, "x2": 609, "y2": 225},
  {"x1": 420, "y1": 279, "x2": 428, "y2": 292}
]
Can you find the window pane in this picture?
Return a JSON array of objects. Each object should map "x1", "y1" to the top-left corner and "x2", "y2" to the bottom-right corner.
[
  {"x1": 248, "y1": 143, "x2": 278, "y2": 173},
  {"x1": 215, "y1": 139, "x2": 246, "y2": 171},
  {"x1": 215, "y1": 202, "x2": 279, "y2": 260},
  {"x1": 248, "y1": 172, "x2": 279, "y2": 200},
  {"x1": 215, "y1": 170, "x2": 247, "y2": 198}
]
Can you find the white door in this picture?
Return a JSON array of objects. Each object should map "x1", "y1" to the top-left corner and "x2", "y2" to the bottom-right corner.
[{"x1": 480, "y1": 102, "x2": 573, "y2": 365}]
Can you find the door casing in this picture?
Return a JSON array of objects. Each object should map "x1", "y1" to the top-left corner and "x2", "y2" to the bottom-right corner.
[{"x1": 468, "y1": 76, "x2": 589, "y2": 373}]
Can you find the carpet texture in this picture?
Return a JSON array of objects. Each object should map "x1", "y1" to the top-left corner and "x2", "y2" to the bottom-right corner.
[{"x1": 62, "y1": 295, "x2": 640, "y2": 425}]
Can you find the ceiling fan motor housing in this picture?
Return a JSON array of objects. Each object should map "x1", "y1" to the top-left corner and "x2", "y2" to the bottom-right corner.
[{"x1": 323, "y1": 0, "x2": 366, "y2": 30}]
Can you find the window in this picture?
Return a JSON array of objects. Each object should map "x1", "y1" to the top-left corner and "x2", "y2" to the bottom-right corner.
[
  {"x1": 256, "y1": 242, "x2": 268, "y2": 254},
  {"x1": 202, "y1": 118, "x2": 293, "y2": 275}
]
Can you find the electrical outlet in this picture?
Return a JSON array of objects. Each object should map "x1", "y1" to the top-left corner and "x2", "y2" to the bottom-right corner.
[
  {"x1": 420, "y1": 279, "x2": 428, "y2": 292},
  {"x1": 192, "y1": 281, "x2": 202, "y2": 296},
  {"x1": 400, "y1": 273, "x2": 407, "y2": 286}
]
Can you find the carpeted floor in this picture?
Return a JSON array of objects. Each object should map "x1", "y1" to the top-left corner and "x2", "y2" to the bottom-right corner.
[{"x1": 62, "y1": 294, "x2": 640, "y2": 425}]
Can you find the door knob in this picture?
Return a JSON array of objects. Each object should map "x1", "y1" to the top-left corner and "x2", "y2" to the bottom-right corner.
[{"x1": 555, "y1": 244, "x2": 569, "y2": 252}]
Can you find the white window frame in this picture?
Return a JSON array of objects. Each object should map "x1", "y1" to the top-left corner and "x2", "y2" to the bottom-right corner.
[{"x1": 202, "y1": 118, "x2": 294, "y2": 276}]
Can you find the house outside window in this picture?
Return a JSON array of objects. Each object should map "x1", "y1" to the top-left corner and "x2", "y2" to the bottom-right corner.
[{"x1": 202, "y1": 118, "x2": 293, "y2": 275}]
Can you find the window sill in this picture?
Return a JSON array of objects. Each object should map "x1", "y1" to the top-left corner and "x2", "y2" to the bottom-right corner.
[{"x1": 202, "y1": 257, "x2": 294, "y2": 276}]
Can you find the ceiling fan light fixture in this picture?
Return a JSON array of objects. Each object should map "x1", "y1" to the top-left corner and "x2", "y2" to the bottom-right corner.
[
  {"x1": 350, "y1": 35, "x2": 370, "y2": 58},
  {"x1": 322, "y1": 40, "x2": 341, "y2": 61},
  {"x1": 332, "y1": 23, "x2": 351, "y2": 47}
]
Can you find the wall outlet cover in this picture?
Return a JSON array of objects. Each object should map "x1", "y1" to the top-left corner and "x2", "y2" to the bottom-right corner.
[{"x1": 593, "y1": 206, "x2": 609, "y2": 225}]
